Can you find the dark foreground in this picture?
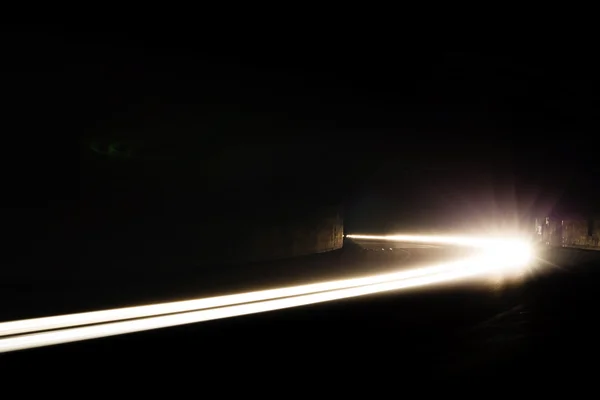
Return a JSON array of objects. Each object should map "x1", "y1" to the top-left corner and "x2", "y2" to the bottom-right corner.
[{"x1": 2, "y1": 241, "x2": 600, "y2": 384}]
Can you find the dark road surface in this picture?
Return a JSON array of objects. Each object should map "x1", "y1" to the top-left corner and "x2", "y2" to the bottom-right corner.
[{"x1": 2, "y1": 239, "x2": 600, "y2": 383}]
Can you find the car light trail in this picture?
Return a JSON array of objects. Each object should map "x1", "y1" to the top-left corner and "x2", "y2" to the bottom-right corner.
[
  {"x1": 0, "y1": 248, "x2": 530, "y2": 353},
  {"x1": 346, "y1": 233, "x2": 530, "y2": 249},
  {"x1": 0, "y1": 255, "x2": 493, "y2": 337},
  {"x1": 0, "y1": 233, "x2": 533, "y2": 353},
  {"x1": 1, "y1": 232, "x2": 531, "y2": 337}
]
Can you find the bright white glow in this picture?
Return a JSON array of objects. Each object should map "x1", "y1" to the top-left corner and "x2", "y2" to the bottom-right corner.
[
  {"x1": 348, "y1": 234, "x2": 533, "y2": 272},
  {"x1": 0, "y1": 233, "x2": 534, "y2": 353},
  {"x1": 0, "y1": 252, "x2": 526, "y2": 353},
  {"x1": 478, "y1": 242, "x2": 533, "y2": 269}
]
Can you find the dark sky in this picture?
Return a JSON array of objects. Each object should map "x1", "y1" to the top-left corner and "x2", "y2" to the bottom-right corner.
[{"x1": 4, "y1": 24, "x2": 599, "y2": 234}]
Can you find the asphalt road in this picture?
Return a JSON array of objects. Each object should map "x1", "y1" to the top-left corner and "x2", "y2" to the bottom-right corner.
[{"x1": 2, "y1": 240, "x2": 599, "y2": 383}]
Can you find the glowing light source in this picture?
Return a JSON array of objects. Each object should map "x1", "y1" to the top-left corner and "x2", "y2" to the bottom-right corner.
[{"x1": 348, "y1": 233, "x2": 534, "y2": 277}]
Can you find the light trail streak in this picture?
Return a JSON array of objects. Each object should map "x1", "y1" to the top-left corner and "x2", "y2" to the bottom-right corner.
[
  {"x1": 0, "y1": 250, "x2": 527, "y2": 353},
  {"x1": 0, "y1": 233, "x2": 533, "y2": 353},
  {"x1": 0, "y1": 257, "x2": 487, "y2": 337},
  {"x1": 346, "y1": 234, "x2": 530, "y2": 249}
]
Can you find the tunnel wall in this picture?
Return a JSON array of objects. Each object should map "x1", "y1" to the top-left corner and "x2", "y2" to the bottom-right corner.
[
  {"x1": 535, "y1": 215, "x2": 600, "y2": 249},
  {"x1": 241, "y1": 204, "x2": 343, "y2": 262}
]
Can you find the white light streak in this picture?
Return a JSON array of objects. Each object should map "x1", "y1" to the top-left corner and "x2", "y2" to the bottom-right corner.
[
  {"x1": 0, "y1": 233, "x2": 534, "y2": 353},
  {"x1": 0, "y1": 252, "x2": 522, "y2": 353},
  {"x1": 0, "y1": 258, "x2": 482, "y2": 337},
  {"x1": 346, "y1": 234, "x2": 529, "y2": 249}
]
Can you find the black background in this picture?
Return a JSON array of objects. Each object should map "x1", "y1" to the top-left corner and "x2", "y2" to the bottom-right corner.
[{"x1": 3, "y1": 23, "x2": 599, "y2": 242}]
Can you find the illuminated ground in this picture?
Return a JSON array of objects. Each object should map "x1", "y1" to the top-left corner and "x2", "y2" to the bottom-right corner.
[{"x1": 1, "y1": 241, "x2": 598, "y2": 381}]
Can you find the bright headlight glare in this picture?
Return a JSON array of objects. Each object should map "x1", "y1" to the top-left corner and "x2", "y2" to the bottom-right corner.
[{"x1": 478, "y1": 241, "x2": 533, "y2": 269}]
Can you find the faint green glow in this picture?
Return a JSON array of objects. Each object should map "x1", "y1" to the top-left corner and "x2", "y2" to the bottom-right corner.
[
  {"x1": 90, "y1": 140, "x2": 134, "y2": 159},
  {"x1": 88, "y1": 137, "x2": 177, "y2": 161}
]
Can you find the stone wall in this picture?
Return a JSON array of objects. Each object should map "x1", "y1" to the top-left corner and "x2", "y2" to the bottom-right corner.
[
  {"x1": 535, "y1": 216, "x2": 600, "y2": 249},
  {"x1": 2, "y1": 148, "x2": 344, "y2": 283}
]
